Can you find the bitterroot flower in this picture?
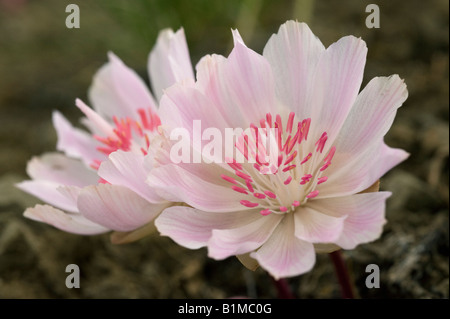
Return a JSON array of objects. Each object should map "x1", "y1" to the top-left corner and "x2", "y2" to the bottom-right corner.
[
  {"x1": 18, "y1": 28, "x2": 194, "y2": 242},
  {"x1": 152, "y1": 21, "x2": 409, "y2": 279}
]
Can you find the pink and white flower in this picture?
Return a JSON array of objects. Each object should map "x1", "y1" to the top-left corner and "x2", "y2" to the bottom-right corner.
[
  {"x1": 18, "y1": 28, "x2": 194, "y2": 242},
  {"x1": 152, "y1": 21, "x2": 409, "y2": 279}
]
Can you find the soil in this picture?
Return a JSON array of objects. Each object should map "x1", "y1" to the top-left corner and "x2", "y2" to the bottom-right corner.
[{"x1": 0, "y1": 0, "x2": 448, "y2": 299}]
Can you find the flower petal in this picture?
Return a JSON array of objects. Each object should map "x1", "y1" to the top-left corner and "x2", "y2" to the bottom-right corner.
[
  {"x1": 16, "y1": 153, "x2": 98, "y2": 212},
  {"x1": 318, "y1": 75, "x2": 408, "y2": 197},
  {"x1": 147, "y1": 164, "x2": 244, "y2": 212},
  {"x1": 263, "y1": 21, "x2": 325, "y2": 116},
  {"x1": 293, "y1": 207, "x2": 346, "y2": 243},
  {"x1": 75, "y1": 98, "x2": 115, "y2": 137},
  {"x1": 24, "y1": 204, "x2": 109, "y2": 235},
  {"x1": 98, "y1": 150, "x2": 166, "y2": 203},
  {"x1": 251, "y1": 214, "x2": 316, "y2": 279},
  {"x1": 308, "y1": 35, "x2": 368, "y2": 146},
  {"x1": 25, "y1": 153, "x2": 97, "y2": 187},
  {"x1": 155, "y1": 206, "x2": 253, "y2": 249},
  {"x1": 307, "y1": 192, "x2": 391, "y2": 249},
  {"x1": 16, "y1": 180, "x2": 78, "y2": 212},
  {"x1": 77, "y1": 184, "x2": 167, "y2": 232},
  {"x1": 208, "y1": 212, "x2": 282, "y2": 259},
  {"x1": 318, "y1": 141, "x2": 409, "y2": 197},
  {"x1": 148, "y1": 28, "x2": 195, "y2": 102},
  {"x1": 334, "y1": 75, "x2": 408, "y2": 155},
  {"x1": 52, "y1": 111, "x2": 100, "y2": 165},
  {"x1": 88, "y1": 52, "x2": 157, "y2": 121}
]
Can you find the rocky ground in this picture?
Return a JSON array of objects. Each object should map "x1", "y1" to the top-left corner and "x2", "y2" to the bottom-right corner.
[{"x1": 0, "y1": 0, "x2": 448, "y2": 298}]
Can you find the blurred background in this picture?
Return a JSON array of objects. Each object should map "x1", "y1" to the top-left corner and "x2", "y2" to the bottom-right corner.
[{"x1": 0, "y1": 0, "x2": 448, "y2": 298}]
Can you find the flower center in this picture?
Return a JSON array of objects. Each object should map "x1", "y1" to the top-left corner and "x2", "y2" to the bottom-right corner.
[
  {"x1": 90, "y1": 108, "x2": 161, "y2": 170},
  {"x1": 221, "y1": 112, "x2": 336, "y2": 216}
]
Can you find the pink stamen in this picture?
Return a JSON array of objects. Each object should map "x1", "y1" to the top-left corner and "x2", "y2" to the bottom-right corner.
[
  {"x1": 240, "y1": 200, "x2": 259, "y2": 208},
  {"x1": 286, "y1": 112, "x2": 295, "y2": 133},
  {"x1": 253, "y1": 192, "x2": 266, "y2": 199},
  {"x1": 315, "y1": 132, "x2": 328, "y2": 153},
  {"x1": 284, "y1": 176, "x2": 292, "y2": 185},
  {"x1": 232, "y1": 186, "x2": 248, "y2": 194},
  {"x1": 284, "y1": 151, "x2": 297, "y2": 165},
  {"x1": 246, "y1": 180, "x2": 254, "y2": 193},
  {"x1": 264, "y1": 190, "x2": 277, "y2": 199},
  {"x1": 260, "y1": 209, "x2": 271, "y2": 216},
  {"x1": 221, "y1": 174, "x2": 238, "y2": 185},
  {"x1": 225, "y1": 157, "x2": 243, "y2": 171},
  {"x1": 138, "y1": 109, "x2": 150, "y2": 130},
  {"x1": 300, "y1": 152, "x2": 312, "y2": 165},
  {"x1": 324, "y1": 146, "x2": 336, "y2": 163},
  {"x1": 320, "y1": 162, "x2": 330, "y2": 171},
  {"x1": 303, "y1": 118, "x2": 311, "y2": 140},
  {"x1": 266, "y1": 113, "x2": 272, "y2": 128},
  {"x1": 306, "y1": 190, "x2": 319, "y2": 199},
  {"x1": 236, "y1": 170, "x2": 252, "y2": 181},
  {"x1": 277, "y1": 154, "x2": 284, "y2": 167},
  {"x1": 292, "y1": 201, "x2": 300, "y2": 207},
  {"x1": 279, "y1": 206, "x2": 288, "y2": 212},
  {"x1": 275, "y1": 114, "x2": 283, "y2": 133},
  {"x1": 300, "y1": 174, "x2": 313, "y2": 185},
  {"x1": 317, "y1": 176, "x2": 328, "y2": 184},
  {"x1": 282, "y1": 164, "x2": 296, "y2": 172}
]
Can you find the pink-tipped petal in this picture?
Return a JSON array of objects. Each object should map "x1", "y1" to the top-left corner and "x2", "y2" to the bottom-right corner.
[
  {"x1": 75, "y1": 98, "x2": 115, "y2": 137},
  {"x1": 334, "y1": 75, "x2": 408, "y2": 155},
  {"x1": 318, "y1": 142, "x2": 409, "y2": 197},
  {"x1": 309, "y1": 35, "x2": 368, "y2": 147},
  {"x1": 17, "y1": 180, "x2": 78, "y2": 213},
  {"x1": 77, "y1": 184, "x2": 167, "y2": 232},
  {"x1": 147, "y1": 164, "x2": 245, "y2": 212},
  {"x1": 149, "y1": 28, "x2": 195, "y2": 102},
  {"x1": 293, "y1": 207, "x2": 346, "y2": 243},
  {"x1": 24, "y1": 204, "x2": 109, "y2": 235},
  {"x1": 52, "y1": 111, "x2": 100, "y2": 165},
  {"x1": 263, "y1": 21, "x2": 325, "y2": 117},
  {"x1": 16, "y1": 153, "x2": 98, "y2": 212},
  {"x1": 98, "y1": 150, "x2": 166, "y2": 204},
  {"x1": 208, "y1": 213, "x2": 282, "y2": 259},
  {"x1": 88, "y1": 52, "x2": 158, "y2": 121},
  {"x1": 25, "y1": 153, "x2": 98, "y2": 187},
  {"x1": 155, "y1": 206, "x2": 255, "y2": 249},
  {"x1": 307, "y1": 192, "x2": 391, "y2": 249},
  {"x1": 251, "y1": 214, "x2": 316, "y2": 279}
]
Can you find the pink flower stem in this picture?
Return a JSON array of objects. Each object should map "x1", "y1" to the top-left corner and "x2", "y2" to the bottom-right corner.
[
  {"x1": 271, "y1": 277, "x2": 295, "y2": 299},
  {"x1": 329, "y1": 250, "x2": 355, "y2": 299}
]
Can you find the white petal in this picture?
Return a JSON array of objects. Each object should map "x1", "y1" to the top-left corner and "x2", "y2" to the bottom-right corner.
[
  {"x1": 147, "y1": 164, "x2": 244, "y2": 212},
  {"x1": 318, "y1": 141, "x2": 409, "y2": 197},
  {"x1": 98, "y1": 151, "x2": 166, "y2": 203},
  {"x1": 308, "y1": 36, "x2": 368, "y2": 148},
  {"x1": 334, "y1": 75, "x2": 408, "y2": 154},
  {"x1": 155, "y1": 206, "x2": 253, "y2": 250},
  {"x1": 88, "y1": 52, "x2": 157, "y2": 121},
  {"x1": 17, "y1": 180, "x2": 78, "y2": 213},
  {"x1": 208, "y1": 212, "x2": 282, "y2": 259},
  {"x1": 307, "y1": 192, "x2": 391, "y2": 249},
  {"x1": 148, "y1": 28, "x2": 194, "y2": 102},
  {"x1": 293, "y1": 207, "x2": 346, "y2": 243},
  {"x1": 77, "y1": 184, "x2": 167, "y2": 232},
  {"x1": 263, "y1": 21, "x2": 325, "y2": 116},
  {"x1": 24, "y1": 204, "x2": 109, "y2": 235},
  {"x1": 25, "y1": 153, "x2": 97, "y2": 187},
  {"x1": 52, "y1": 111, "x2": 100, "y2": 165},
  {"x1": 251, "y1": 214, "x2": 316, "y2": 279}
]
